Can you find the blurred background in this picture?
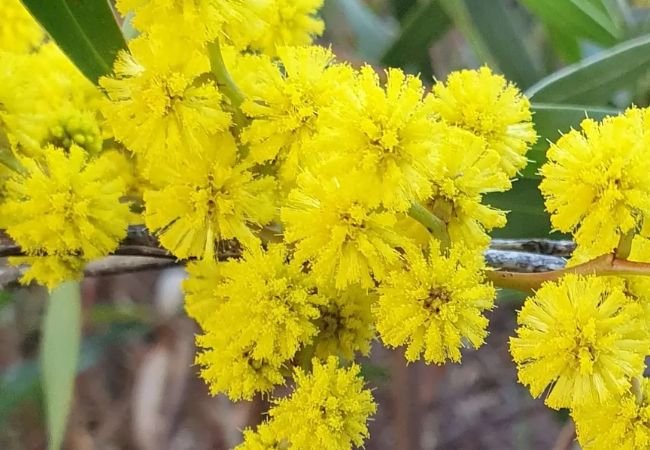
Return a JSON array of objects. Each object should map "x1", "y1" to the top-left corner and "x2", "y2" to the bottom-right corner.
[{"x1": 4, "y1": 0, "x2": 650, "y2": 448}]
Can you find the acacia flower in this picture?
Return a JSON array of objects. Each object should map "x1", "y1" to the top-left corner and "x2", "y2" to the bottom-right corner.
[
  {"x1": 249, "y1": 0, "x2": 325, "y2": 55},
  {"x1": 192, "y1": 244, "x2": 326, "y2": 399},
  {"x1": 312, "y1": 284, "x2": 375, "y2": 360},
  {"x1": 375, "y1": 241, "x2": 495, "y2": 364},
  {"x1": 429, "y1": 66, "x2": 537, "y2": 177},
  {"x1": 240, "y1": 45, "x2": 355, "y2": 188},
  {"x1": 0, "y1": 145, "x2": 130, "y2": 288},
  {"x1": 100, "y1": 36, "x2": 231, "y2": 177},
  {"x1": 143, "y1": 133, "x2": 276, "y2": 259},
  {"x1": 315, "y1": 66, "x2": 439, "y2": 211},
  {"x1": 540, "y1": 108, "x2": 650, "y2": 263},
  {"x1": 510, "y1": 274, "x2": 649, "y2": 409},
  {"x1": 267, "y1": 357, "x2": 376, "y2": 450},
  {"x1": 573, "y1": 378, "x2": 650, "y2": 450},
  {"x1": 281, "y1": 171, "x2": 409, "y2": 289},
  {"x1": 0, "y1": 0, "x2": 43, "y2": 54},
  {"x1": 427, "y1": 126, "x2": 510, "y2": 248}
]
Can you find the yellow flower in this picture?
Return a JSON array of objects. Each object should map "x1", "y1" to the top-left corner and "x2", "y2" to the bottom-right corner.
[
  {"x1": 183, "y1": 258, "x2": 228, "y2": 330},
  {"x1": 573, "y1": 379, "x2": 650, "y2": 450},
  {"x1": 144, "y1": 133, "x2": 276, "y2": 259},
  {"x1": 195, "y1": 338, "x2": 286, "y2": 400},
  {"x1": 0, "y1": 145, "x2": 130, "y2": 288},
  {"x1": 510, "y1": 274, "x2": 649, "y2": 409},
  {"x1": 0, "y1": 0, "x2": 43, "y2": 54},
  {"x1": 375, "y1": 241, "x2": 495, "y2": 364},
  {"x1": 239, "y1": 45, "x2": 355, "y2": 189},
  {"x1": 540, "y1": 108, "x2": 650, "y2": 263},
  {"x1": 315, "y1": 66, "x2": 439, "y2": 211},
  {"x1": 281, "y1": 171, "x2": 409, "y2": 289},
  {"x1": 426, "y1": 126, "x2": 510, "y2": 248},
  {"x1": 249, "y1": 0, "x2": 325, "y2": 55},
  {"x1": 100, "y1": 36, "x2": 231, "y2": 177},
  {"x1": 115, "y1": 0, "x2": 258, "y2": 48},
  {"x1": 1, "y1": 43, "x2": 103, "y2": 158},
  {"x1": 429, "y1": 66, "x2": 537, "y2": 177},
  {"x1": 237, "y1": 422, "x2": 285, "y2": 450},
  {"x1": 268, "y1": 357, "x2": 376, "y2": 450},
  {"x1": 312, "y1": 284, "x2": 375, "y2": 360},
  {"x1": 192, "y1": 244, "x2": 325, "y2": 399}
]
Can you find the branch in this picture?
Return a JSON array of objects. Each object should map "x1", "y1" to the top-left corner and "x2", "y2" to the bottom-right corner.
[{"x1": 486, "y1": 253, "x2": 650, "y2": 292}]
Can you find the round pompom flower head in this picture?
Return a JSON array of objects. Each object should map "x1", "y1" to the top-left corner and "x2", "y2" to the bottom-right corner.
[
  {"x1": 267, "y1": 357, "x2": 376, "y2": 450},
  {"x1": 143, "y1": 133, "x2": 276, "y2": 259},
  {"x1": 0, "y1": 145, "x2": 130, "y2": 288},
  {"x1": 540, "y1": 108, "x2": 650, "y2": 263},
  {"x1": 429, "y1": 66, "x2": 537, "y2": 177},
  {"x1": 510, "y1": 274, "x2": 650, "y2": 410},
  {"x1": 573, "y1": 378, "x2": 650, "y2": 450},
  {"x1": 374, "y1": 241, "x2": 495, "y2": 364}
]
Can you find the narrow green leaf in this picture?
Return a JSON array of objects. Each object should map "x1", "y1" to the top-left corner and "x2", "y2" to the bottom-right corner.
[
  {"x1": 20, "y1": 0, "x2": 127, "y2": 83},
  {"x1": 522, "y1": 103, "x2": 619, "y2": 178},
  {"x1": 41, "y1": 282, "x2": 82, "y2": 450},
  {"x1": 381, "y1": 0, "x2": 450, "y2": 75},
  {"x1": 391, "y1": 0, "x2": 418, "y2": 21},
  {"x1": 526, "y1": 34, "x2": 650, "y2": 104},
  {"x1": 323, "y1": 0, "x2": 396, "y2": 61},
  {"x1": 519, "y1": 0, "x2": 622, "y2": 46},
  {"x1": 463, "y1": 0, "x2": 542, "y2": 88},
  {"x1": 439, "y1": 0, "x2": 497, "y2": 66}
]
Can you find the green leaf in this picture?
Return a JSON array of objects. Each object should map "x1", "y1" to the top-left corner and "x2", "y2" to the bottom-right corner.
[
  {"x1": 20, "y1": 0, "x2": 127, "y2": 83},
  {"x1": 391, "y1": 0, "x2": 418, "y2": 21},
  {"x1": 323, "y1": 0, "x2": 396, "y2": 61},
  {"x1": 486, "y1": 178, "x2": 556, "y2": 238},
  {"x1": 462, "y1": 0, "x2": 542, "y2": 88},
  {"x1": 522, "y1": 103, "x2": 619, "y2": 178},
  {"x1": 526, "y1": 34, "x2": 650, "y2": 105},
  {"x1": 41, "y1": 282, "x2": 82, "y2": 450},
  {"x1": 439, "y1": 0, "x2": 497, "y2": 66},
  {"x1": 381, "y1": 0, "x2": 451, "y2": 75},
  {"x1": 519, "y1": 0, "x2": 622, "y2": 46}
]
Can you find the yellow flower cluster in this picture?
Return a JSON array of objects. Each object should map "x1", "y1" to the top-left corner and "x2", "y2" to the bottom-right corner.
[
  {"x1": 519, "y1": 106, "x2": 650, "y2": 449},
  {"x1": 238, "y1": 357, "x2": 376, "y2": 450},
  {"x1": 1, "y1": 0, "x2": 547, "y2": 448},
  {"x1": 0, "y1": 5, "x2": 134, "y2": 287}
]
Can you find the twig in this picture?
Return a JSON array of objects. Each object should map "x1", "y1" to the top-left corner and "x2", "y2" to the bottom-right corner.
[{"x1": 489, "y1": 239, "x2": 575, "y2": 257}]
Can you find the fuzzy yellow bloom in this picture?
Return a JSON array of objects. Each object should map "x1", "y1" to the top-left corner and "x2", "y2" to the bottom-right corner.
[
  {"x1": 429, "y1": 66, "x2": 537, "y2": 177},
  {"x1": 100, "y1": 36, "x2": 231, "y2": 176},
  {"x1": 144, "y1": 133, "x2": 276, "y2": 259},
  {"x1": 256, "y1": 357, "x2": 375, "y2": 450},
  {"x1": 192, "y1": 244, "x2": 326, "y2": 399},
  {"x1": 510, "y1": 274, "x2": 649, "y2": 410},
  {"x1": 195, "y1": 339, "x2": 286, "y2": 400},
  {"x1": 1, "y1": 43, "x2": 103, "y2": 158},
  {"x1": 240, "y1": 45, "x2": 355, "y2": 188},
  {"x1": 426, "y1": 126, "x2": 510, "y2": 248},
  {"x1": 312, "y1": 284, "x2": 375, "y2": 360},
  {"x1": 0, "y1": 0, "x2": 43, "y2": 54},
  {"x1": 316, "y1": 66, "x2": 439, "y2": 211},
  {"x1": 249, "y1": 0, "x2": 325, "y2": 55},
  {"x1": 183, "y1": 257, "x2": 228, "y2": 330},
  {"x1": 0, "y1": 145, "x2": 130, "y2": 288},
  {"x1": 573, "y1": 379, "x2": 650, "y2": 450},
  {"x1": 375, "y1": 241, "x2": 495, "y2": 364},
  {"x1": 237, "y1": 422, "x2": 285, "y2": 450},
  {"x1": 540, "y1": 108, "x2": 650, "y2": 263},
  {"x1": 115, "y1": 0, "x2": 258, "y2": 48},
  {"x1": 282, "y1": 171, "x2": 409, "y2": 289}
]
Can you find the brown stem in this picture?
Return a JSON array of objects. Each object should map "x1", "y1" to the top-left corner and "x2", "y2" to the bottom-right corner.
[{"x1": 487, "y1": 253, "x2": 650, "y2": 292}]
